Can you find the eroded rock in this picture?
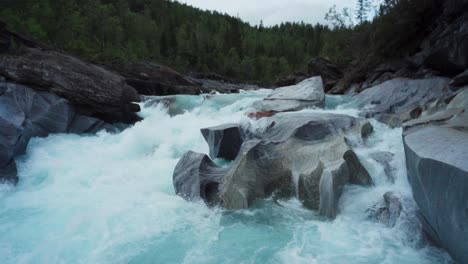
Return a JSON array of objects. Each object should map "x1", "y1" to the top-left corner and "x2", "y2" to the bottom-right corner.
[
  {"x1": 201, "y1": 124, "x2": 243, "y2": 161},
  {"x1": 0, "y1": 82, "x2": 118, "y2": 183},
  {"x1": 0, "y1": 48, "x2": 141, "y2": 123},
  {"x1": 173, "y1": 151, "x2": 228, "y2": 205},
  {"x1": 174, "y1": 112, "x2": 374, "y2": 218},
  {"x1": 252, "y1": 76, "x2": 325, "y2": 113},
  {"x1": 355, "y1": 78, "x2": 450, "y2": 126},
  {"x1": 404, "y1": 126, "x2": 468, "y2": 263}
]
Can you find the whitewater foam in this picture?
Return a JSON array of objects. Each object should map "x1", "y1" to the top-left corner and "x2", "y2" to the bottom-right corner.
[{"x1": 0, "y1": 93, "x2": 454, "y2": 263}]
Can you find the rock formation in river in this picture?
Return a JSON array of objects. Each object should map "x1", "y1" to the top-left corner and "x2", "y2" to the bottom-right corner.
[
  {"x1": 402, "y1": 88, "x2": 468, "y2": 264},
  {"x1": 0, "y1": 27, "x2": 142, "y2": 124},
  {"x1": 357, "y1": 73, "x2": 468, "y2": 263},
  {"x1": 173, "y1": 78, "x2": 373, "y2": 218},
  {"x1": 251, "y1": 76, "x2": 325, "y2": 116},
  {"x1": 0, "y1": 81, "x2": 119, "y2": 183}
]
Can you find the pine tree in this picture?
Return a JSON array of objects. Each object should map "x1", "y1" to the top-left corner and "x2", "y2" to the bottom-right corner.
[{"x1": 356, "y1": 0, "x2": 370, "y2": 24}]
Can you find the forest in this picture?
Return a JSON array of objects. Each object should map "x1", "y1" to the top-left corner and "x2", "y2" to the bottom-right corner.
[{"x1": 0, "y1": 0, "x2": 444, "y2": 83}]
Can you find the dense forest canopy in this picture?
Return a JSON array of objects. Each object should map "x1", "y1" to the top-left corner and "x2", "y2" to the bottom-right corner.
[{"x1": 0, "y1": 0, "x2": 448, "y2": 83}]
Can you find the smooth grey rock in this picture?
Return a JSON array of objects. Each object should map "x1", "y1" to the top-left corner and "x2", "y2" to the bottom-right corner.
[
  {"x1": 403, "y1": 108, "x2": 464, "y2": 134},
  {"x1": 343, "y1": 150, "x2": 373, "y2": 186},
  {"x1": 175, "y1": 111, "x2": 373, "y2": 219},
  {"x1": 221, "y1": 114, "x2": 369, "y2": 217},
  {"x1": 0, "y1": 83, "x2": 116, "y2": 183},
  {"x1": 266, "y1": 76, "x2": 324, "y2": 102},
  {"x1": 370, "y1": 152, "x2": 395, "y2": 183},
  {"x1": 298, "y1": 160, "x2": 324, "y2": 210},
  {"x1": 201, "y1": 124, "x2": 243, "y2": 161},
  {"x1": 253, "y1": 76, "x2": 325, "y2": 113},
  {"x1": 447, "y1": 87, "x2": 468, "y2": 110},
  {"x1": 404, "y1": 126, "x2": 468, "y2": 263},
  {"x1": 220, "y1": 140, "x2": 294, "y2": 209},
  {"x1": 255, "y1": 112, "x2": 357, "y2": 142},
  {"x1": 252, "y1": 99, "x2": 318, "y2": 113},
  {"x1": 318, "y1": 160, "x2": 350, "y2": 218},
  {"x1": 173, "y1": 151, "x2": 228, "y2": 205},
  {"x1": 449, "y1": 70, "x2": 468, "y2": 88},
  {"x1": 368, "y1": 192, "x2": 403, "y2": 227},
  {"x1": 355, "y1": 78, "x2": 450, "y2": 126}
]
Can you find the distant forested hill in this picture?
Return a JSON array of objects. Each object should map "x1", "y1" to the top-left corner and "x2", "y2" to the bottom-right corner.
[
  {"x1": 0, "y1": 0, "x2": 336, "y2": 83},
  {"x1": 1, "y1": 0, "x2": 452, "y2": 84}
]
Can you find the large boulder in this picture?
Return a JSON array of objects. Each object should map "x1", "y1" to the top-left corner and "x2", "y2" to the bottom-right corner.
[
  {"x1": 354, "y1": 78, "x2": 450, "y2": 127},
  {"x1": 307, "y1": 57, "x2": 343, "y2": 92},
  {"x1": 174, "y1": 112, "x2": 374, "y2": 218},
  {"x1": 112, "y1": 62, "x2": 207, "y2": 96},
  {"x1": 404, "y1": 126, "x2": 468, "y2": 264},
  {"x1": 0, "y1": 82, "x2": 117, "y2": 183},
  {"x1": 0, "y1": 47, "x2": 141, "y2": 124},
  {"x1": 173, "y1": 151, "x2": 228, "y2": 205},
  {"x1": 274, "y1": 72, "x2": 308, "y2": 87},
  {"x1": 252, "y1": 76, "x2": 325, "y2": 114}
]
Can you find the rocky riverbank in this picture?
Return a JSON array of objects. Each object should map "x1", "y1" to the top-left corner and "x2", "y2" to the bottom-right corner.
[{"x1": 1, "y1": 7, "x2": 467, "y2": 262}]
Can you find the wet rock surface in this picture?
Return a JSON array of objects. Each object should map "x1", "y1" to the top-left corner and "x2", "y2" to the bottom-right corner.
[
  {"x1": 0, "y1": 82, "x2": 118, "y2": 183},
  {"x1": 252, "y1": 76, "x2": 325, "y2": 114},
  {"x1": 404, "y1": 126, "x2": 468, "y2": 264},
  {"x1": 174, "y1": 111, "x2": 373, "y2": 218},
  {"x1": 111, "y1": 62, "x2": 207, "y2": 96},
  {"x1": 0, "y1": 48, "x2": 141, "y2": 124},
  {"x1": 201, "y1": 124, "x2": 243, "y2": 161},
  {"x1": 354, "y1": 78, "x2": 450, "y2": 126},
  {"x1": 368, "y1": 192, "x2": 403, "y2": 227},
  {"x1": 173, "y1": 151, "x2": 228, "y2": 205}
]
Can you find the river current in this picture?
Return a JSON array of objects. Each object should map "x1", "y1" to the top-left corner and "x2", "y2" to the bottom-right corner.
[{"x1": 0, "y1": 91, "x2": 453, "y2": 263}]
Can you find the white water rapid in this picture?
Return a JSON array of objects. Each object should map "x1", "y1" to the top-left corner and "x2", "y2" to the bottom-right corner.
[{"x1": 0, "y1": 91, "x2": 454, "y2": 263}]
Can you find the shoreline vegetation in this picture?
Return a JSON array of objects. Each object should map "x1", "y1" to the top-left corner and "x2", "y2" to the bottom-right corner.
[{"x1": 1, "y1": 0, "x2": 460, "y2": 86}]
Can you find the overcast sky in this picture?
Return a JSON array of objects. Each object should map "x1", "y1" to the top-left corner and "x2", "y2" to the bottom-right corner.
[{"x1": 177, "y1": 0, "x2": 358, "y2": 26}]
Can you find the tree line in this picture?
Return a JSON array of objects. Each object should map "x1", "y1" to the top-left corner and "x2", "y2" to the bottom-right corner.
[{"x1": 0, "y1": 0, "x2": 446, "y2": 84}]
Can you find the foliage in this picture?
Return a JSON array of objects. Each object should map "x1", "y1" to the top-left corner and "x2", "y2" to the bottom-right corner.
[
  {"x1": 0, "y1": 0, "x2": 447, "y2": 84},
  {"x1": 0, "y1": 0, "x2": 332, "y2": 83}
]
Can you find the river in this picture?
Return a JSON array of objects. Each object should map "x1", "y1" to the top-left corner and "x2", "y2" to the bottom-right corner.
[{"x1": 0, "y1": 91, "x2": 453, "y2": 263}]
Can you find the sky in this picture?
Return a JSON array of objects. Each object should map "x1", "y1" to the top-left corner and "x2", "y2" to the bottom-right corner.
[{"x1": 177, "y1": 0, "x2": 358, "y2": 26}]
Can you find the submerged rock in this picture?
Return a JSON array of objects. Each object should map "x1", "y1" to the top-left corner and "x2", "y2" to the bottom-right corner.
[
  {"x1": 368, "y1": 192, "x2": 403, "y2": 227},
  {"x1": 404, "y1": 126, "x2": 468, "y2": 263},
  {"x1": 201, "y1": 124, "x2": 243, "y2": 161},
  {"x1": 370, "y1": 152, "x2": 395, "y2": 183},
  {"x1": 252, "y1": 76, "x2": 325, "y2": 113}
]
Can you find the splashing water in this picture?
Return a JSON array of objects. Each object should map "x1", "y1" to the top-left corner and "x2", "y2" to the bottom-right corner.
[{"x1": 0, "y1": 92, "x2": 454, "y2": 263}]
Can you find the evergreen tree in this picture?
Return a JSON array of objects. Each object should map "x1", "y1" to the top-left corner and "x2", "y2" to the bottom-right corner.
[{"x1": 356, "y1": 0, "x2": 371, "y2": 24}]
